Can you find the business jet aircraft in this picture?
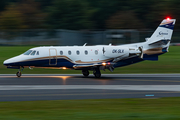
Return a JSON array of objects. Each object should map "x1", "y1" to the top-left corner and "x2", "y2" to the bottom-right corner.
[{"x1": 3, "y1": 18, "x2": 176, "y2": 78}]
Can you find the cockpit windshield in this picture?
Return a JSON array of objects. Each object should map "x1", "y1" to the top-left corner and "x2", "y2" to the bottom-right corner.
[
  {"x1": 30, "y1": 51, "x2": 36, "y2": 55},
  {"x1": 23, "y1": 50, "x2": 33, "y2": 55}
]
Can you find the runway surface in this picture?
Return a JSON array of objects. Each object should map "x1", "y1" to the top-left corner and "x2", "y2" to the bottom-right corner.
[{"x1": 0, "y1": 74, "x2": 180, "y2": 101}]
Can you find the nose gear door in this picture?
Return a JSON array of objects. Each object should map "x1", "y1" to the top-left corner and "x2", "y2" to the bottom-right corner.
[{"x1": 49, "y1": 48, "x2": 57, "y2": 66}]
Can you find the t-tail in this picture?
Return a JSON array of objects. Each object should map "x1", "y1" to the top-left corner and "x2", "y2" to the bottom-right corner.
[
  {"x1": 147, "y1": 18, "x2": 176, "y2": 47},
  {"x1": 142, "y1": 18, "x2": 176, "y2": 60}
]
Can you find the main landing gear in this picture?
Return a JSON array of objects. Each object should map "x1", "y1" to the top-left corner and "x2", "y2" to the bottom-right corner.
[
  {"x1": 82, "y1": 70, "x2": 89, "y2": 77},
  {"x1": 16, "y1": 67, "x2": 24, "y2": 77},
  {"x1": 82, "y1": 68, "x2": 101, "y2": 78},
  {"x1": 93, "y1": 68, "x2": 101, "y2": 78}
]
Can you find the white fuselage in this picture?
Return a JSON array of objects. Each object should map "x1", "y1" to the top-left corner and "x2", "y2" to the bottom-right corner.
[{"x1": 3, "y1": 18, "x2": 176, "y2": 78}]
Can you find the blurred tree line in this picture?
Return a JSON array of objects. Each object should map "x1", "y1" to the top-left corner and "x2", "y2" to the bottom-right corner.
[{"x1": 0, "y1": 0, "x2": 179, "y2": 30}]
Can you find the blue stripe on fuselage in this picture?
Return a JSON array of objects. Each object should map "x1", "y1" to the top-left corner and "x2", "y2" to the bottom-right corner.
[
  {"x1": 5, "y1": 52, "x2": 166, "y2": 69},
  {"x1": 5, "y1": 58, "x2": 75, "y2": 68},
  {"x1": 114, "y1": 56, "x2": 143, "y2": 68},
  {"x1": 114, "y1": 52, "x2": 166, "y2": 68}
]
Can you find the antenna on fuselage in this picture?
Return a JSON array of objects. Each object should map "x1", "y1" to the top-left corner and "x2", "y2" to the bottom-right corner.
[{"x1": 83, "y1": 43, "x2": 87, "y2": 46}]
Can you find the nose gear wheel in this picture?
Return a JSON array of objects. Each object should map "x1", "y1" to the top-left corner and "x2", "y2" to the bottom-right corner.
[{"x1": 16, "y1": 71, "x2": 21, "y2": 77}]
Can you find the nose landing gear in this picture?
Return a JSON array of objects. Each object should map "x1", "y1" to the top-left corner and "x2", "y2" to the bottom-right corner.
[
  {"x1": 16, "y1": 71, "x2": 22, "y2": 77},
  {"x1": 16, "y1": 66, "x2": 24, "y2": 77}
]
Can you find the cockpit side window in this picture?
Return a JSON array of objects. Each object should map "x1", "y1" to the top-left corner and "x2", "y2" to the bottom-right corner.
[
  {"x1": 36, "y1": 51, "x2": 39, "y2": 55},
  {"x1": 23, "y1": 50, "x2": 33, "y2": 55},
  {"x1": 30, "y1": 51, "x2": 36, "y2": 55}
]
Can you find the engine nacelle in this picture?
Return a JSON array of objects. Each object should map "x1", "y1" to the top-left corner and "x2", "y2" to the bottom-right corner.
[{"x1": 103, "y1": 46, "x2": 129, "y2": 58}]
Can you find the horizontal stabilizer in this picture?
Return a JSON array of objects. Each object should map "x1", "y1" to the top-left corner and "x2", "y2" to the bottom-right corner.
[{"x1": 148, "y1": 39, "x2": 170, "y2": 46}]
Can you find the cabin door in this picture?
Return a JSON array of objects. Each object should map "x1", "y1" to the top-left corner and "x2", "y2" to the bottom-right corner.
[{"x1": 49, "y1": 48, "x2": 57, "y2": 66}]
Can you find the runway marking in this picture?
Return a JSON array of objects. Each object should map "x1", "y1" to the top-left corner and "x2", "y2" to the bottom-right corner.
[
  {"x1": 0, "y1": 91, "x2": 179, "y2": 97},
  {"x1": 1, "y1": 74, "x2": 180, "y2": 78},
  {"x1": 0, "y1": 76, "x2": 72, "y2": 78},
  {"x1": 1, "y1": 76, "x2": 180, "y2": 83},
  {"x1": 0, "y1": 76, "x2": 73, "y2": 81},
  {"x1": 145, "y1": 94, "x2": 154, "y2": 97},
  {"x1": 1, "y1": 74, "x2": 180, "y2": 77},
  {"x1": 0, "y1": 85, "x2": 180, "y2": 91}
]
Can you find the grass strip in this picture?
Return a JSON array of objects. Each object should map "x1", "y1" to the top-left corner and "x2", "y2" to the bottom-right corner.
[{"x1": 0, "y1": 97, "x2": 180, "y2": 120}]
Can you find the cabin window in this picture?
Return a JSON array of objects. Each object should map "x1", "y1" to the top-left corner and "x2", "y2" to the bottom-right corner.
[
  {"x1": 23, "y1": 50, "x2": 32, "y2": 55},
  {"x1": 30, "y1": 51, "x2": 36, "y2": 55},
  {"x1": 95, "y1": 50, "x2": 98, "y2": 55},
  {"x1": 68, "y1": 50, "x2": 71, "y2": 55},
  {"x1": 85, "y1": 50, "x2": 88, "y2": 55},
  {"x1": 36, "y1": 51, "x2": 39, "y2": 55},
  {"x1": 60, "y1": 51, "x2": 63, "y2": 55},
  {"x1": 76, "y1": 50, "x2": 80, "y2": 55}
]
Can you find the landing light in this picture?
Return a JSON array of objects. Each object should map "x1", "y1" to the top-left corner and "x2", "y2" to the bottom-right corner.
[
  {"x1": 62, "y1": 67, "x2": 67, "y2": 70},
  {"x1": 102, "y1": 62, "x2": 106, "y2": 66}
]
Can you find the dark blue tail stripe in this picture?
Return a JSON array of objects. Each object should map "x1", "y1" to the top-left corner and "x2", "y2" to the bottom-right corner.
[{"x1": 159, "y1": 22, "x2": 174, "y2": 30}]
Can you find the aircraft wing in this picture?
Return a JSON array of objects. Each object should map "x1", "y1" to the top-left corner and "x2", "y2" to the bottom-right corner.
[
  {"x1": 73, "y1": 62, "x2": 115, "y2": 69},
  {"x1": 73, "y1": 63, "x2": 103, "y2": 69}
]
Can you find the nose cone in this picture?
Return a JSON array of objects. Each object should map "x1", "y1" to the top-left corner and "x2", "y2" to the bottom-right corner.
[
  {"x1": 3, "y1": 60, "x2": 8, "y2": 65},
  {"x1": 3, "y1": 55, "x2": 22, "y2": 66},
  {"x1": 3, "y1": 59, "x2": 12, "y2": 66}
]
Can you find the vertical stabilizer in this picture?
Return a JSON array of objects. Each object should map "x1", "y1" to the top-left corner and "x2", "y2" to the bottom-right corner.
[{"x1": 147, "y1": 18, "x2": 176, "y2": 45}]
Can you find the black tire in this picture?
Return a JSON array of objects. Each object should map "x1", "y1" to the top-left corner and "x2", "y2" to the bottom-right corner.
[
  {"x1": 82, "y1": 70, "x2": 89, "y2": 77},
  {"x1": 16, "y1": 72, "x2": 21, "y2": 77},
  {"x1": 93, "y1": 69, "x2": 101, "y2": 78},
  {"x1": 94, "y1": 72, "x2": 101, "y2": 78}
]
